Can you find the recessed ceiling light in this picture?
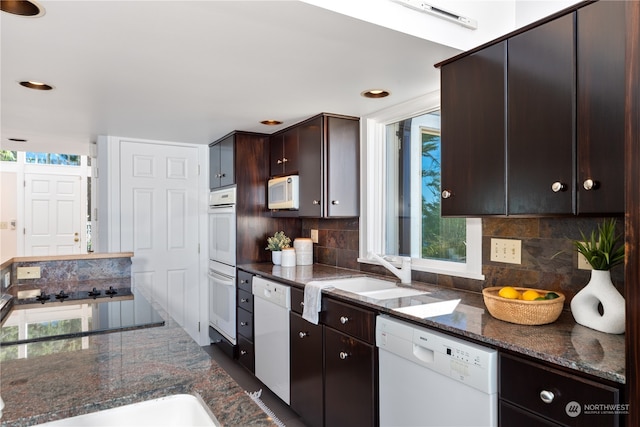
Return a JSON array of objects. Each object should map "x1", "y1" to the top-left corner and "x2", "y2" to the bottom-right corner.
[
  {"x1": 19, "y1": 81, "x2": 53, "y2": 90},
  {"x1": 8, "y1": 138, "x2": 28, "y2": 142},
  {"x1": 361, "y1": 89, "x2": 391, "y2": 99},
  {"x1": 1, "y1": 0, "x2": 44, "y2": 17},
  {"x1": 260, "y1": 120, "x2": 283, "y2": 126}
]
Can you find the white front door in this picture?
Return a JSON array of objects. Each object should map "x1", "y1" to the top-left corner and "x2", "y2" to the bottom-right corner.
[
  {"x1": 119, "y1": 140, "x2": 200, "y2": 342},
  {"x1": 24, "y1": 174, "x2": 83, "y2": 256}
]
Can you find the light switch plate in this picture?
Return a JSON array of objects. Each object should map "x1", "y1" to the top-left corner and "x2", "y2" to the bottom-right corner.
[
  {"x1": 17, "y1": 266, "x2": 41, "y2": 279},
  {"x1": 310, "y1": 229, "x2": 319, "y2": 244},
  {"x1": 490, "y1": 238, "x2": 522, "y2": 264},
  {"x1": 3, "y1": 272, "x2": 10, "y2": 288}
]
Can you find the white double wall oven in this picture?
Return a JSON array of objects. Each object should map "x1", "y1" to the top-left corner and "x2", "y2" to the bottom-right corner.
[{"x1": 208, "y1": 186, "x2": 237, "y2": 345}]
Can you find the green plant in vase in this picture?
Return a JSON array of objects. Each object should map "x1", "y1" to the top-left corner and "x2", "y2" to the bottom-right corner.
[{"x1": 266, "y1": 231, "x2": 291, "y2": 265}]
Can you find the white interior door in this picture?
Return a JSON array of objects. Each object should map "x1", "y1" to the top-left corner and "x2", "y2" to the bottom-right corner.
[
  {"x1": 24, "y1": 174, "x2": 83, "y2": 256},
  {"x1": 119, "y1": 140, "x2": 200, "y2": 342}
]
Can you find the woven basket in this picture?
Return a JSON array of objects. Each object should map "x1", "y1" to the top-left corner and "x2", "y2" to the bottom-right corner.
[{"x1": 482, "y1": 287, "x2": 565, "y2": 325}]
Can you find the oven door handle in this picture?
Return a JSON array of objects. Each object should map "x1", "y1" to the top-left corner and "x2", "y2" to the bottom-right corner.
[{"x1": 208, "y1": 271, "x2": 234, "y2": 284}]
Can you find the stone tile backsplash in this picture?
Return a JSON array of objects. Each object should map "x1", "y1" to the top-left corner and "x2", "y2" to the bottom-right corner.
[
  {"x1": 12, "y1": 257, "x2": 132, "y2": 285},
  {"x1": 302, "y1": 216, "x2": 625, "y2": 303}
]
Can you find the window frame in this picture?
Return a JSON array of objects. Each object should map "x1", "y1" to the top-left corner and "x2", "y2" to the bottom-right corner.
[{"x1": 359, "y1": 91, "x2": 484, "y2": 280}]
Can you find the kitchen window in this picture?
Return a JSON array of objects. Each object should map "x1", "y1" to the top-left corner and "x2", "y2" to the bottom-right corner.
[{"x1": 360, "y1": 92, "x2": 484, "y2": 280}]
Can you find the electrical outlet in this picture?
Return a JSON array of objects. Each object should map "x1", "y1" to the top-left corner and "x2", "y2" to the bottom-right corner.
[
  {"x1": 310, "y1": 229, "x2": 319, "y2": 244},
  {"x1": 577, "y1": 243, "x2": 593, "y2": 270},
  {"x1": 3, "y1": 272, "x2": 10, "y2": 288},
  {"x1": 490, "y1": 238, "x2": 522, "y2": 264},
  {"x1": 17, "y1": 266, "x2": 41, "y2": 279}
]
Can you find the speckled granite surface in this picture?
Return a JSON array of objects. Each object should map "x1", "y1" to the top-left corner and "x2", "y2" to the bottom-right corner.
[
  {"x1": 240, "y1": 263, "x2": 625, "y2": 385},
  {"x1": 0, "y1": 294, "x2": 275, "y2": 427}
]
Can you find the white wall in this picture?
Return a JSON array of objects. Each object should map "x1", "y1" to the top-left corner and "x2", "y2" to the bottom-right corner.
[{"x1": 0, "y1": 169, "x2": 18, "y2": 262}]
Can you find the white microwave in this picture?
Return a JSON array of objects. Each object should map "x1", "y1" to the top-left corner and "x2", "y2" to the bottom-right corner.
[{"x1": 268, "y1": 175, "x2": 299, "y2": 210}]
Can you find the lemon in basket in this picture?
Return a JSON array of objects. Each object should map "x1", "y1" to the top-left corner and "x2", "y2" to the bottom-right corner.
[
  {"x1": 498, "y1": 286, "x2": 521, "y2": 299},
  {"x1": 521, "y1": 289, "x2": 542, "y2": 301}
]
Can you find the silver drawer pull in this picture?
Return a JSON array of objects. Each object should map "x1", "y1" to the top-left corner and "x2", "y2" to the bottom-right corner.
[
  {"x1": 300, "y1": 301, "x2": 305, "y2": 307},
  {"x1": 240, "y1": 321, "x2": 249, "y2": 326},
  {"x1": 340, "y1": 316, "x2": 349, "y2": 324},
  {"x1": 331, "y1": 200, "x2": 340, "y2": 205},
  {"x1": 583, "y1": 179, "x2": 599, "y2": 190},
  {"x1": 240, "y1": 350, "x2": 247, "y2": 356},
  {"x1": 339, "y1": 351, "x2": 349, "y2": 360},
  {"x1": 241, "y1": 298, "x2": 249, "y2": 303},
  {"x1": 299, "y1": 332, "x2": 308, "y2": 339},
  {"x1": 441, "y1": 189, "x2": 452, "y2": 199},
  {"x1": 277, "y1": 159, "x2": 283, "y2": 164},
  {"x1": 540, "y1": 390, "x2": 555, "y2": 404},
  {"x1": 551, "y1": 181, "x2": 567, "y2": 193}
]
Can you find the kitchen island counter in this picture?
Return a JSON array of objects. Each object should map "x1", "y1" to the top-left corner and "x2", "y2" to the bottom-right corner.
[
  {"x1": 239, "y1": 263, "x2": 625, "y2": 385},
  {"x1": 0, "y1": 297, "x2": 275, "y2": 427}
]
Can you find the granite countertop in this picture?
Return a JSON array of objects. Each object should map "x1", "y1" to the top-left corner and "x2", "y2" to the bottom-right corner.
[
  {"x1": 239, "y1": 263, "x2": 625, "y2": 385},
  {"x1": 0, "y1": 294, "x2": 276, "y2": 427}
]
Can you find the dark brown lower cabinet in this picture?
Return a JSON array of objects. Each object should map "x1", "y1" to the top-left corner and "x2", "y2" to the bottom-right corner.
[
  {"x1": 500, "y1": 353, "x2": 622, "y2": 427},
  {"x1": 324, "y1": 326, "x2": 377, "y2": 427},
  {"x1": 290, "y1": 312, "x2": 324, "y2": 427}
]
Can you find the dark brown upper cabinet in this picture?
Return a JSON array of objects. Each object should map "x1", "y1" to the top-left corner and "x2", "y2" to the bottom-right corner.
[
  {"x1": 440, "y1": 42, "x2": 506, "y2": 216},
  {"x1": 270, "y1": 127, "x2": 299, "y2": 177},
  {"x1": 438, "y1": 1, "x2": 625, "y2": 217},
  {"x1": 507, "y1": 12, "x2": 575, "y2": 215},
  {"x1": 209, "y1": 134, "x2": 234, "y2": 189},
  {"x1": 297, "y1": 114, "x2": 360, "y2": 218},
  {"x1": 576, "y1": 0, "x2": 625, "y2": 214}
]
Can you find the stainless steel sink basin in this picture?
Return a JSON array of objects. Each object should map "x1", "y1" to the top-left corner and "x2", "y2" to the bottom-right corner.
[{"x1": 322, "y1": 277, "x2": 429, "y2": 300}]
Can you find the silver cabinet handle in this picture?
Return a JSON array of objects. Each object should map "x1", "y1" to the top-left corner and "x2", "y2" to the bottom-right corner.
[
  {"x1": 300, "y1": 301, "x2": 305, "y2": 307},
  {"x1": 331, "y1": 200, "x2": 340, "y2": 205},
  {"x1": 240, "y1": 321, "x2": 248, "y2": 326},
  {"x1": 551, "y1": 181, "x2": 567, "y2": 192},
  {"x1": 282, "y1": 157, "x2": 288, "y2": 163},
  {"x1": 441, "y1": 190, "x2": 452, "y2": 199},
  {"x1": 277, "y1": 159, "x2": 283, "y2": 164},
  {"x1": 240, "y1": 350, "x2": 247, "y2": 356},
  {"x1": 339, "y1": 351, "x2": 349, "y2": 360},
  {"x1": 240, "y1": 298, "x2": 249, "y2": 303},
  {"x1": 299, "y1": 332, "x2": 308, "y2": 339},
  {"x1": 313, "y1": 200, "x2": 320, "y2": 205},
  {"x1": 540, "y1": 390, "x2": 555, "y2": 404},
  {"x1": 240, "y1": 279, "x2": 248, "y2": 284},
  {"x1": 583, "y1": 179, "x2": 599, "y2": 190},
  {"x1": 220, "y1": 173, "x2": 225, "y2": 178},
  {"x1": 340, "y1": 316, "x2": 349, "y2": 324}
]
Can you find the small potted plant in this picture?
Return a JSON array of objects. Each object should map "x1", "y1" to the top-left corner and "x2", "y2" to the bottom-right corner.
[
  {"x1": 571, "y1": 218, "x2": 625, "y2": 334},
  {"x1": 266, "y1": 231, "x2": 291, "y2": 265}
]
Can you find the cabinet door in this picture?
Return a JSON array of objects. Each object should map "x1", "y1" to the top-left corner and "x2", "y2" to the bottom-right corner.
[
  {"x1": 209, "y1": 143, "x2": 221, "y2": 189},
  {"x1": 576, "y1": 1, "x2": 625, "y2": 214},
  {"x1": 324, "y1": 327, "x2": 377, "y2": 427},
  {"x1": 507, "y1": 13, "x2": 575, "y2": 215},
  {"x1": 270, "y1": 133, "x2": 284, "y2": 176},
  {"x1": 441, "y1": 42, "x2": 506, "y2": 216},
  {"x1": 326, "y1": 116, "x2": 359, "y2": 217},
  {"x1": 219, "y1": 135, "x2": 235, "y2": 187},
  {"x1": 298, "y1": 116, "x2": 323, "y2": 217},
  {"x1": 290, "y1": 312, "x2": 324, "y2": 427},
  {"x1": 282, "y1": 127, "x2": 299, "y2": 174},
  {"x1": 500, "y1": 400, "x2": 561, "y2": 427}
]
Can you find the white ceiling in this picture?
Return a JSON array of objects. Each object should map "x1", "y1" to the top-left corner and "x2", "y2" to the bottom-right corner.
[{"x1": 1, "y1": 0, "x2": 463, "y2": 156}]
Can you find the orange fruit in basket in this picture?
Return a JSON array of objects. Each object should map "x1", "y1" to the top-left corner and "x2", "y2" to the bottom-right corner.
[
  {"x1": 498, "y1": 286, "x2": 521, "y2": 299},
  {"x1": 522, "y1": 289, "x2": 542, "y2": 301}
]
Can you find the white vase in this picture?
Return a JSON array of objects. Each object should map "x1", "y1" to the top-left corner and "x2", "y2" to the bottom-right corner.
[
  {"x1": 271, "y1": 251, "x2": 282, "y2": 265},
  {"x1": 570, "y1": 269, "x2": 625, "y2": 334}
]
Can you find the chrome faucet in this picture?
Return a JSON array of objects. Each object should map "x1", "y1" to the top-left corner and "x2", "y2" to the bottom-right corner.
[{"x1": 368, "y1": 253, "x2": 412, "y2": 284}]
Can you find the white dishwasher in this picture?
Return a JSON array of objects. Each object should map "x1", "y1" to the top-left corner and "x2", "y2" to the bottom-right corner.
[
  {"x1": 252, "y1": 277, "x2": 291, "y2": 404},
  {"x1": 376, "y1": 315, "x2": 498, "y2": 427}
]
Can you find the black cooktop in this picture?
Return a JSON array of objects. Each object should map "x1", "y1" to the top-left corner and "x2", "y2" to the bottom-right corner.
[{"x1": 0, "y1": 293, "x2": 165, "y2": 347}]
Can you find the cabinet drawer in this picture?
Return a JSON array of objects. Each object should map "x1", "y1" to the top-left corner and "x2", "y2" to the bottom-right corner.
[
  {"x1": 322, "y1": 297, "x2": 375, "y2": 344},
  {"x1": 238, "y1": 289, "x2": 253, "y2": 313},
  {"x1": 291, "y1": 286, "x2": 305, "y2": 315},
  {"x1": 237, "y1": 307, "x2": 253, "y2": 341},
  {"x1": 500, "y1": 400, "x2": 561, "y2": 426},
  {"x1": 237, "y1": 335, "x2": 254, "y2": 373},
  {"x1": 500, "y1": 353, "x2": 620, "y2": 427},
  {"x1": 238, "y1": 271, "x2": 253, "y2": 293}
]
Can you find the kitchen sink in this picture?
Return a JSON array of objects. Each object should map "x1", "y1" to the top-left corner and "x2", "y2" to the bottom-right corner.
[
  {"x1": 35, "y1": 394, "x2": 220, "y2": 426},
  {"x1": 322, "y1": 277, "x2": 429, "y2": 300}
]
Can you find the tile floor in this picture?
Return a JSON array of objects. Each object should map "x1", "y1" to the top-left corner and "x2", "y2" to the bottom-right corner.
[{"x1": 203, "y1": 344, "x2": 308, "y2": 427}]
